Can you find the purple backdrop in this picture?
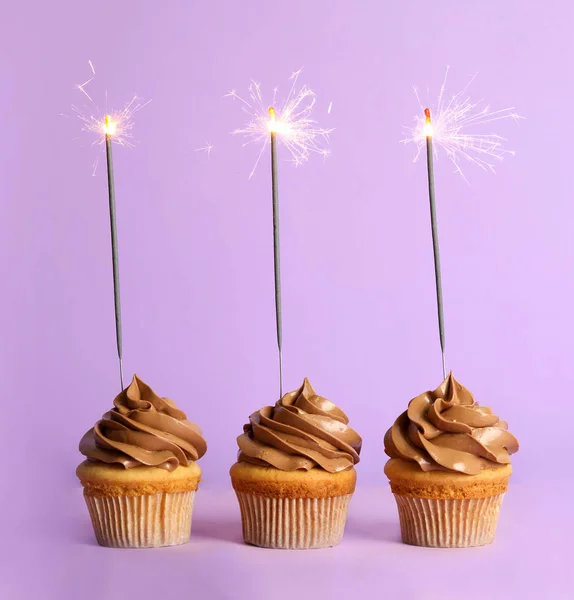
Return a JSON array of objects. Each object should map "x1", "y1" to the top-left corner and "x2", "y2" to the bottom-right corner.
[{"x1": 2, "y1": 1, "x2": 572, "y2": 598}]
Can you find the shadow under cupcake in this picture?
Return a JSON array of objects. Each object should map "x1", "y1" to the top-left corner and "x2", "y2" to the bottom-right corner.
[
  {"x1": 76, "y1": 375, "x2": 207, "y2": 548},
  {"x1": 230, "y1": 378, "x2": 362, "y2": 550}
]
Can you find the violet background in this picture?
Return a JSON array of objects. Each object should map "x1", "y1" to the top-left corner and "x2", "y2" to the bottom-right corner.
[{"x1": 1, "y1": 0, "x2": 572, "y2": 598}]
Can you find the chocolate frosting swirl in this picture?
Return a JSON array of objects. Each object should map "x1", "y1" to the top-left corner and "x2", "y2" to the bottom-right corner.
[
  {"x1": 384, "y1": 373, "x2": 519, "y2": 475},
  {"x1": 237, "y1": 378, "x2": 362, "y2": 473},
  {"x1": 79, "y1": 375, "x2": 207, "y2": 471}
]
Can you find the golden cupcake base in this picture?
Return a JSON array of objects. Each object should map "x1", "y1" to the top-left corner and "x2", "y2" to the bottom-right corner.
[
  {"x1": 85, "y1": 490, "x2": 196, "y2": 548},
  {"x1": 236, "y1": 492, "x2": 352, "y2": 549},
  {"x1": 77, "y1": 460, "x2": 201, "y2": 548},
  {"x1": 385, "y1": 458, "x2": 512, "y2": 548},
  {"x1": 230, "y1": 462, "x2": 356, "y2": 549},
  {"x1": 393, "y1": 493, "x2": 505, "y2": 547}
]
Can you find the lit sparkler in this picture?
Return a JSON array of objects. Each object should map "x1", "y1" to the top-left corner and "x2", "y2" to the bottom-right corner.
[
  {"x1": 404, "y1": 68, "x2": 521, "y2": 380},
  {"x1": 73, "y1": 95, "x2": 149, "y2": 151},
  {"x1": 227, "y1": 70, "x2": 332, "y2": 398},
  {"x1": 70, "y1": 62, "x2": 149, "y2": 390},
  {"x1": 71, "y1": 62, "x2": 150, "y2": 175},
  {"x1": 226, "y1": 69, "x2": 333, "y2": 179},
  {"x1": 402, "y1": 67, "x2": 521, "y2": 180}
]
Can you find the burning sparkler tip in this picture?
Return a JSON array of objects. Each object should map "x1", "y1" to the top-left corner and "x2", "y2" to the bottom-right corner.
[
  {"x1": 103, "y1": 115, "x2": 117, "y2": 136},
  {"x1": 403, "y1": 70, "x2": 520, "y2": 178},
  {"x1": 228, "y1": 72, "x2": 331, "y2": 177},
  {"x1": 268, "y1": 107, "x2": 277, "y2": 132},
  {"x1": 71, "y1": 62, "x2": 149, "y2": 171},
  {"x1": 423, "y1": 108, "x2": 434, "y2": 137}
]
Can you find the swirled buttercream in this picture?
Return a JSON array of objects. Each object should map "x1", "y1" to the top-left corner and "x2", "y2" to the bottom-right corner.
[
  {"x1": 237, "y1": 378, "x2": 361, "y2": 473},
  {"x1": 79, "y1": 375, "x2": 207, "y2": 471}
]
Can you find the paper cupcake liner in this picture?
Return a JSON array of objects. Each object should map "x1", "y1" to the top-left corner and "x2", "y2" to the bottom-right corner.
[
  {"x1": 393, "y1": 493, "x2": 505, "y2": 548},
  {"x1": 84, "y1": 490, "x2": 196, "y2": 548},
  {"x1": 235, "y1": 492, "x2": 352, "y2": 549}
]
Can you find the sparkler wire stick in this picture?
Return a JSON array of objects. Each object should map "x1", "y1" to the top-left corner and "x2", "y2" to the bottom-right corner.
[
  {"x1": 424, "y1": 108, "x2": 447, "y2": 380},
  {"x1": 269, "y1": 107, "x2": 283, "y2": 398},
  {"x1": 104, "y1": 115, "x2": 124, "y2": 390}
]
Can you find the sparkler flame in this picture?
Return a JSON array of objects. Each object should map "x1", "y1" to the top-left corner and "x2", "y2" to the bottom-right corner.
[
  {"x1": 73, "y1": 95, "x2": 149, "y2": 148},
  {"x1": 226, "y1": 70, "x2": 333, "y2": 179},
  {"x1": 423, "y1": 108, "x2": 434, "y2": 137},
  {"x1": 402, "y1": 67, "x2": 522, "y2": 180},
  {"x1": 103, "y1": 115, "x2": 117, "y2": 136},
  {"x1": 69, "y1": 61, "x2": 150, "y2": 173},
  {"x1": 268, "y1": 106, "x2": 277, "y2": 132}
]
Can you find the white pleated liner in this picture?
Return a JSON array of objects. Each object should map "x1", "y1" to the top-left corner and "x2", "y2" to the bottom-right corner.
[
  {"x1": 84, "y1": 491, "x2": 196, "y2": 548},
  {"x1": 236, "y1": 492, "x2": 352, "y2": 549},
  {"x1": 394, "y1": 493, "x2": 505, "y2": 548}
]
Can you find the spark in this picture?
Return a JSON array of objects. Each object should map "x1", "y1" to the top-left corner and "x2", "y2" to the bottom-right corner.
[
  {"x1": 327, "y1": 101, "x2": 333, "y2": 114},
  {"x1": 402, "y1": 66, "x2": 522, "y2": 181},
  {"x1": 76, "y1": 77, "x2": 95, "y2": 102},
  {"x1": 76, "y1": 60, "x2": 97, "y2": 101},
  {"x1": 70, "y1": 61, "x2": 150, "y2": 174},
  {"x1": 73, "y1": 95, "x2": 150, "y2": 149},
  {"x1": 194, "y1": 142, "x2": 215, "y2": 158},
  {"x1": 226, "y1": 69, "x2": 333, "y2": 178}
]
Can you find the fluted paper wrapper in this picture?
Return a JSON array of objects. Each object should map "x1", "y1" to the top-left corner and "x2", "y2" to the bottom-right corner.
[
  {"x1": 393, "y1": 493, "x2": 505, "y2": 548},
  {"x1": 84, "y1": 491, "x2": 196, "y2": 548},
  {"x1": 235, "y1": 492, "x2": 352, "y2": 549}
]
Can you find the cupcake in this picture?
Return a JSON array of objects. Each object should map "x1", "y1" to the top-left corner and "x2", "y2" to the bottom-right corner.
[
  {"x1": 230, "y1": 378, "x2": 362, "y2": 549},
  {"x1": 384, "y1": 372, "x2": 519, "y2": 548},
  {"x1": 76, "y1": 375, "x2": 207, "y2": 548}
]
